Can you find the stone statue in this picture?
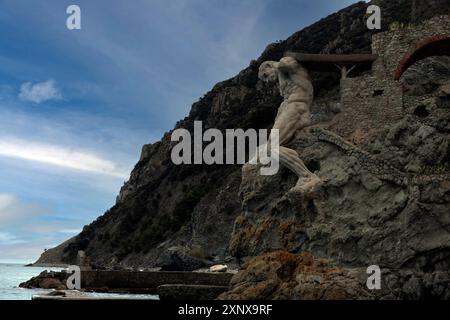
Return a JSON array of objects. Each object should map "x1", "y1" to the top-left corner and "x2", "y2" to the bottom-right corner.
[{"x1": 257, "y1": 56, "x2": 322, "y2": 195}]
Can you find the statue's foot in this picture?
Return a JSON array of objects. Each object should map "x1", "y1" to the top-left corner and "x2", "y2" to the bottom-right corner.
[{"x1": 288, "y1": 174, "x2": 323, "y2": 199}]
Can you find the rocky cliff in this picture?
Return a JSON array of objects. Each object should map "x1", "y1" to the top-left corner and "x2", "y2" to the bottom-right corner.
[
  {"x1": 221, "y1": 54, "x2": 450, "y2": 299},
  {"x1": 36, "y1": 0, "x2": 450, "y2": 298}
]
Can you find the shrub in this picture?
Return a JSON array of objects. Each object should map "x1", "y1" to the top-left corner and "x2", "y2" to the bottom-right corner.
[
  {"x1": 135, "y1": 184, "x2": 212, "y2": 253},
  {"x1": 172, "y1": 187, "x2": 206, "y2": 227},
  {"x1": 389, "y1": 21, "x2": 414, "y2": 31}
]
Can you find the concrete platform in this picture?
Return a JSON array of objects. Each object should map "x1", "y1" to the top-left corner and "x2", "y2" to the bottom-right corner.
[
  {"x1": 31, "y1": 271, "x2": 234, "y2": 299},
  {"x1": 80, "y1": 271, "x2": 233, "y2": 293}
]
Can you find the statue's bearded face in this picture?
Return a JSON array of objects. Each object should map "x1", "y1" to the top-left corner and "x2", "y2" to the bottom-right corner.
[{"x1": 258, "y1": 61, "x2": 278, "y2": 82}]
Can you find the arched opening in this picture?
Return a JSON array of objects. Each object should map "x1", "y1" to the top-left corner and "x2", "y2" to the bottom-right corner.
[
  {"x1": 394, "y1": 35, "x2": 450, "y2": 80},
  {"x1": 400, "y1": 55, "x2": 450, "y2": 96}
]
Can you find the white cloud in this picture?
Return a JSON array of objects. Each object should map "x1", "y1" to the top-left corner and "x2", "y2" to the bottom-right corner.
[
  {"x1": 0, "y1": 231, "x2": 25, "y2": 245},
  {"x1": 0, "y1": 137, "x2": 128, "y2": 178},
  {"x1": 58, "y1": 229, "x2": 82, "y2": 234},
  {"x1": 0, "y1": 241, "x2": 57, "y2": 264},
  {"x1": 18, "y1": 79, "x2": 62, "y2": 104},
  {"x1": 0, "y1": 193, "x2": 45, "y2": 225}
]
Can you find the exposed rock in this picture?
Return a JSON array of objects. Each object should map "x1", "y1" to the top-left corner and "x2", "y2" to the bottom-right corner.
[
  {"x1": 20, "y1": 271, "x2": 68, "y2": 290},
  {"x1": 157, "y1": 246, "x2": 213, "y2": 271},
  {"x1": 220, "y1": 251, "x2": 450, "y2": 300},
  {"x1": 219, "y1": 251, "x2": 372, "y2": 300},
  {"x1": 224, "y1": 52, "x2": 450, "y2": 299},
  {"x1": 230, "y1": 112, "x2": 450, "y2": 269},
  {"x1": 40, "y1": 278, "x2": 65, "y2": 290},
  {"x1": 33, "y1": 237, "x2": 75, "y2": 267},
  {"x1": 440, "y1": 82, "x2": 450, "y2": 96}
]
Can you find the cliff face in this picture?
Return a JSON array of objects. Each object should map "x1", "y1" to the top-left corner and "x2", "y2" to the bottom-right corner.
[
  {"x1": 224, "y1": 55, "x2": 450, "y2": 298},
  {"x1": 36, "y1": 0, "x2": 450, "y2": 275}
]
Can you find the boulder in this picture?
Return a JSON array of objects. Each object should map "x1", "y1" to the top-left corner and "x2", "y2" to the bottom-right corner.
[
  {"x1": 219, "y1": 251, "x2": 372, "y2": 300},
  {"x1": 19, "y1": 270, "x2": 69, "y2": 290},
  {"x1": 210, "y1": 265, "x2": 228, "y2": 273},
  {"x1": 40, "y1": 278, "x2": 65, "y2": 290}
]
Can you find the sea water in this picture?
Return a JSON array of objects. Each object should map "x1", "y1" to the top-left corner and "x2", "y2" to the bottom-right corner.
[
  {"x1": 0, "y1": 263, "x2": 158, "y2": 300},
  {"x1": 0, "y1": 263, "x2": 63, "y2": 300}
]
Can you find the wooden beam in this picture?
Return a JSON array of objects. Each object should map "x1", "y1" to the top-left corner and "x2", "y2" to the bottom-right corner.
[{"x1": 285, "y1": 51, "x2": 378, "y2": 72}]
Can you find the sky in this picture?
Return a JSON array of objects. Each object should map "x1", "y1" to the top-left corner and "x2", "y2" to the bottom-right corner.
[{"x1": 0, "y1": 0, "x2": 360, "y2": 263}]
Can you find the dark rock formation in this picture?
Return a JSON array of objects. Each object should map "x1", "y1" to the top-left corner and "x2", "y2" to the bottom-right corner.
[
  {"x1": 225, "y1": 60, "x2": 450, "y2": 298},
  {"x1": 220, "y1": 250, "x2": 450, "y2": 300},
  {"x1": 157, "y1": 246, "x2": 213, "y2": 271},
  {"x1": 20, "y1": 270, "x2": 68, "y2": 290},
  {"x1": 219, "y1": 251, "x2": 372, "y2": 300}
]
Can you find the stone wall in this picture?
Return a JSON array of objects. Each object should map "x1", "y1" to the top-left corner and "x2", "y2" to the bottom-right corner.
[
  {"x1": 372, "y1": 15, "x2": 450, "y2": 79},
  {"x1": 328, "y1": 75, "x2": 403, "y2": 142},
  {"x1": 80, "y1": 271, "x2": 233, "y2": 292}
]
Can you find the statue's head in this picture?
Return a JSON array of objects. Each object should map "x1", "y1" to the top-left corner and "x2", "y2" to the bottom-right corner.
[{"x1": 258, "y1": 61, "x2": 278, "y2": 82}]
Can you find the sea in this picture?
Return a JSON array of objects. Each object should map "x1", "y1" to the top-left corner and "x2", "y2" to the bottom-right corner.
[{"x1": 0, "y1": 263, "x2": 158, "y2": 300}]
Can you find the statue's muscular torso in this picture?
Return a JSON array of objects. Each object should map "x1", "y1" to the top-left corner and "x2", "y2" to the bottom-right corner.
[
  {"x1": 278, "y1": 62, "x2": 314, "y2": 106},
  {"x1": 254, "y1": 56, "x2": 323, "y2": 194}
]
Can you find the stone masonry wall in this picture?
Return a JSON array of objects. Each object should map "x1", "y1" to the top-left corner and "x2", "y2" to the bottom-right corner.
[
  {"x1": 328, "y1": 75, "x2": 403, "y2": 142},
  {"x1": 328, "y1": 14, "x2": 450, "y2": 143},
  {"x1": 372, "y1": 15, "x2": 450, "y2": 79}
]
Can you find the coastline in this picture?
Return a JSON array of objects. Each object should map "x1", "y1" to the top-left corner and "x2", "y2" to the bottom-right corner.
[
  {"x1": 25, "y1": 263, "x2": 70, "y2": 268},
  {"x1": 19, "y1": 269, "x2": 234, "y2": 300},
  {"x1": 0, "y1": 264, "x2": 65, "y2": 300}
]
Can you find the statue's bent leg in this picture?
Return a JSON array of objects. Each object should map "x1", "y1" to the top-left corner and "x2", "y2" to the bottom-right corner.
[
  {"x1": 277, "y1": 146, "x2": 311, "y2": 178},
  {"x1": 245, "y1": 100, "x2": 322, "y2": 194},
  {"x1": 276, "y1": 146, "x2": 322, "y2": 194},
  {"x1": 272, "y1": 101, "x2": 322, "y2": 194}
]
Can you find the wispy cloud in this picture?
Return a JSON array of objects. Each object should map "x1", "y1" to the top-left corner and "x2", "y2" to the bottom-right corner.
[
  {"x1": 58, "y1": 229, "x2": 82, "y2": 234},
  {"x1": 0, "y1": 232, "x2": 25, "y2": 245},
  {"x1": 0, "y1": 0, "x2": 361, "y2": 263},
  {"x1": 0, "y1": 193, "x2": 45, "y2": 224},
  {"x1": 0, "y1": 138, "x2": 128, "y2": 178},
  {"x1": 18, "y1": 79, "x2": 62, "y2": 104}
]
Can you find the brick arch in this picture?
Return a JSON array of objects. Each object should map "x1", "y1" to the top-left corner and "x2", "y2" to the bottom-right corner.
[{"x1": 394, "y1": 35, "x2": 450, "y2": 80}]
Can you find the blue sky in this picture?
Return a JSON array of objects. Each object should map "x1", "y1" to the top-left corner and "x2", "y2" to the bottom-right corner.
[{"x1": 0, "y1": 0, "x2": 359, "y2": 263}]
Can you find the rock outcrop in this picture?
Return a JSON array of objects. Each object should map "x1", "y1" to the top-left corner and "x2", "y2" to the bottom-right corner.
[
  {"x1": 225, "y1": 71, "x2": 450, "y2": 298},
  {"x1": 219, "y1": 251, "x2": 372, "y2": 300},
  {"x1": 20, "y1": 271, "x2": 68, "y2": 290}
]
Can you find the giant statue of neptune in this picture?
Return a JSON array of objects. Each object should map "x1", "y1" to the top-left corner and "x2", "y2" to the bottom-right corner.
[{"x1": 256, "y1": 56, "x2": 322, "y2": 195}]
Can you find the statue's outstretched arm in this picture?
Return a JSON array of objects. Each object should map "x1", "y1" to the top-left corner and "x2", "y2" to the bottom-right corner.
[{"x1": 277, "y1": 56, "x2": 297, "y2": 73}]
